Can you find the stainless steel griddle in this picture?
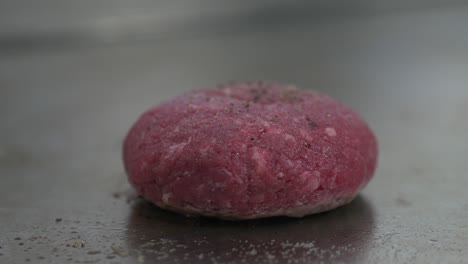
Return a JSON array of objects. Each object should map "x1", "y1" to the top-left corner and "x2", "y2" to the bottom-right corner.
[{"x1": 1, "y1": 1, "x2": 468, "y2": 263}]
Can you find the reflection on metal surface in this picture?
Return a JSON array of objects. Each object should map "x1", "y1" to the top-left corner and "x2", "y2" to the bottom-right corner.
[
  {"x1": 0, "y1": 1, "x2": 467, "y2": 52},
  {"x1": 126, "y1": 196, "x2": 375, "y2": 263}
]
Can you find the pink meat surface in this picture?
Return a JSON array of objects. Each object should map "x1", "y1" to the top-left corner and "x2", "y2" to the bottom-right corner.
[{"x1": 123, "y1": 82, "x2": 378, "y2": 219}]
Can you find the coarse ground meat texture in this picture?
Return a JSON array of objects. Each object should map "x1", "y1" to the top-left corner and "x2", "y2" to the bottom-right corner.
[{"x1": 123, "y1": 82, "x2": 378, "y2": 220}]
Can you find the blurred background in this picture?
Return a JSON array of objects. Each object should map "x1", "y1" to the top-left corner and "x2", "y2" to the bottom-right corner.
[{"x1": 1, "y1": 1, "x2": 468, "y2": 263}]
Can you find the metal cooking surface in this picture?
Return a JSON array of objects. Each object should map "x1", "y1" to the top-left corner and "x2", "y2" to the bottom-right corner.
[{"x1": 1, "y1": 2, "x2": 468, "y2": 263}]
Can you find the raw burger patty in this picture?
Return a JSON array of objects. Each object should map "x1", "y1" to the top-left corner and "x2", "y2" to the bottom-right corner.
[{"x1": 123, "y1": 82, "x2": 378, "y2": 219}]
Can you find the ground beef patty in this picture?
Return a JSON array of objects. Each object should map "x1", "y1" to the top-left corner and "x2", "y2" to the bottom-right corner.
[{"x1": 123, "y1": 82, "x2": 378, "y2": 220}]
